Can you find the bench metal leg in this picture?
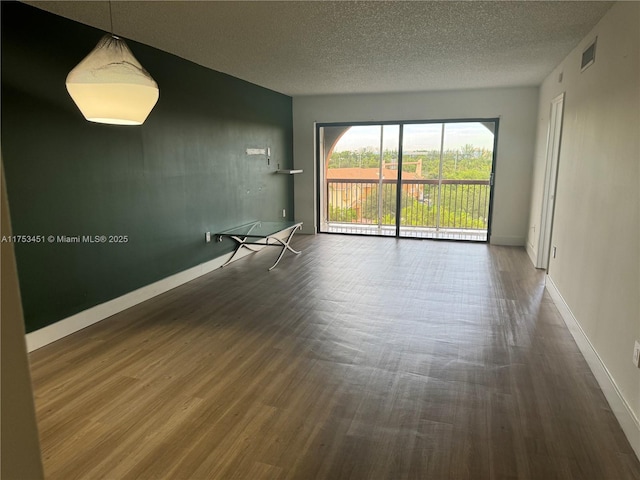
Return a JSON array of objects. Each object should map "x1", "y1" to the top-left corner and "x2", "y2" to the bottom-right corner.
[
  {"x1": 220, "y1": 235, "x2": 262, "y2": 268},
  {"x1": 267, "y1": 224, "x2": 302, "y2": 271}
]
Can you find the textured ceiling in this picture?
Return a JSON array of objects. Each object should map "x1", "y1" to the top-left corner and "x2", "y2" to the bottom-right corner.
[{"x1": 25, "y1": 1, "x2": 613, "y2": 96}]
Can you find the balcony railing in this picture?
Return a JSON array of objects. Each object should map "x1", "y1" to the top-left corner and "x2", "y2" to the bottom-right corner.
[{"x1": 327, "y1": 178, "x2": 490, "y2": 233}]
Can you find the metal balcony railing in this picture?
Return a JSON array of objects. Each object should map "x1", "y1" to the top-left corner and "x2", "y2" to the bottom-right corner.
[{"x1": 326, "y1": 178, "x2": 490, "y2": 232}]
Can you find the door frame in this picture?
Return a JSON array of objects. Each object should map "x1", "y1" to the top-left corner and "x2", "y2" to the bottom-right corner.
[{"x1": 537, "y1": 93, "x2": 565, "y2": 270}]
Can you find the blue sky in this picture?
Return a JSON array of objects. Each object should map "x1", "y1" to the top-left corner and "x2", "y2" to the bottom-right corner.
[{"x1": 333, "y1": 123, "x2": 494, "y2": 152}]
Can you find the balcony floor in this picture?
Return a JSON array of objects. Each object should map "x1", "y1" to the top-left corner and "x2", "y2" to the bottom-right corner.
[{"x1": 325, "y1": 223, "x2": 487, "y2": 242}]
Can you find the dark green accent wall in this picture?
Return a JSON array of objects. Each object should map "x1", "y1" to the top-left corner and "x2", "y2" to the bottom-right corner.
[{"x1": 1, "y1": 2, "x2": 294, "y2": 333}]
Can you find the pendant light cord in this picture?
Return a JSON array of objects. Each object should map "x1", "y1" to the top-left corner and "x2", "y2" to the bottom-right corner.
[{"x1": 108, "y1": 1, "x2": 115, "y2": 38}]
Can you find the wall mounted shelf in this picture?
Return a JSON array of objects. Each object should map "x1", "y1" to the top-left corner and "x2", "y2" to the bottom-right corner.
[{"x1": 276, "y1": 169, "x2": 303, "y2": 174}]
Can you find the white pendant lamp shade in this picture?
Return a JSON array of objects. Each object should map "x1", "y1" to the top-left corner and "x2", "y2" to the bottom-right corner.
[{"x1": 66, "y1": 35, "x2": 159, "y2": 125}]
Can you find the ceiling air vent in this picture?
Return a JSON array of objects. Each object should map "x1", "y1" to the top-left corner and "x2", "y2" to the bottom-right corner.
[{"x1": 581, "y1": 37, "x2": 597, "y2": 72}]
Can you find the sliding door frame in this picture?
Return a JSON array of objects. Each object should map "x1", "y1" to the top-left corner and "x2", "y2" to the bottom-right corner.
[{"x1": 316, "y1": 117, "x2": 500, "y2": 242}]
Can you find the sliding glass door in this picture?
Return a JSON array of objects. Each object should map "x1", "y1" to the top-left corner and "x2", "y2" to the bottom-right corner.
[
  {"x1": 318, "y1": 119, "x2": 497, "y2": 241},
  {"x1": 319, "y1": 124, "x2": 399, "y2": 236},
  {"x1": 399, "y1": 122, "x2": 495, "y2": 240}
]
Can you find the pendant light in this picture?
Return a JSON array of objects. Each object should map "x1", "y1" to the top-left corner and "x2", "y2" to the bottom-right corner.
[{"x1": 65, "y1": 2, "x2": 159, "y2": 125}]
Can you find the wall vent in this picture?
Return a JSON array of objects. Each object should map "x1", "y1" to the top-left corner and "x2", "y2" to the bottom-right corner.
[{"x1": 581, "y1": 37, "x2": 597, "y2": 72}]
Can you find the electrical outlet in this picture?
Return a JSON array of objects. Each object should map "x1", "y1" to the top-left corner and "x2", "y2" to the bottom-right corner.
[
  {"x1": 633, "y1": 341, "x2": 640, "y2": 368},
  {"x1": 282, "y1": 209, "x2": 286, "y2": 218},
  {"x1": 205, "y1": 232, "x2": 211, "y2": 243}
]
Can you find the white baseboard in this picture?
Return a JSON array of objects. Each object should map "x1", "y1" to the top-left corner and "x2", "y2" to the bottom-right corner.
[
  {"x1": 26, "y1": 248, "x2": 256, "y2": 352},
  {"x1": 489, "y1": 235, "x2": 525, "y2": 246},
  {"x1": 545, "y1": 275, "x2": 640, "y2": 460}
]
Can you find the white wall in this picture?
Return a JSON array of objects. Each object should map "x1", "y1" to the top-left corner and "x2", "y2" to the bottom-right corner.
[
  {"x1": 527, "y1": 1, "x2": 639, "y2": 455},
  {"x1": 292, "y1": 87, "x2": 539, "y2": 245}
]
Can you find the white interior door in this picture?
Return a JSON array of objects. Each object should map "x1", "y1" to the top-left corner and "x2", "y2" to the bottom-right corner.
[{"x1": 537, "y1": 93, "x2": 565, "y2": 270}]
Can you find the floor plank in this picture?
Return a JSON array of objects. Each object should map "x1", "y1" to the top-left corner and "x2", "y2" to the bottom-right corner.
[{"x1": 29, "y1": 234, "x2": 640, "y2": 479}]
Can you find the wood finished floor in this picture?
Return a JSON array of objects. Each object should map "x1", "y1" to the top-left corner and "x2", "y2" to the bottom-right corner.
[{"x1": 30, "y1": 234, "x2": 640, "y2": 480}]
